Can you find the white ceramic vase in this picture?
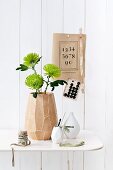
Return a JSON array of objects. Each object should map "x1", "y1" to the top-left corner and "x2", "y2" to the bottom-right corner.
[
  {"x1": 63, "y1": 112, "x2": 80, "y2": 139},
  {"x1": 51, "y1": 126, "x2": 63, "y2": 144}
]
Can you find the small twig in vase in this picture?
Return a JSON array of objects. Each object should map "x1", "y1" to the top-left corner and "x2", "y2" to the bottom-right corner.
[{"x1": 57, "y1": 119, "x2": 61, "y2": 126}]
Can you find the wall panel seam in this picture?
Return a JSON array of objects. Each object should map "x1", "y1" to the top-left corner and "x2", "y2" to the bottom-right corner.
[
  {"x1": 104, "y1": 1, "x2": 107, "y2": 170},
  {"x1": 83, "y1": 0, "x2": 86, "y2": 170},
  {"x1": 19, "y1": 0, "x2": 21, "y2": 130},
  {"x1": 41, "y1": 0, "x2": 42, "y2": 75},
  {"x1": 63, "y1": 0, "x2": 64, "y2": 33},
  {"x1": 19, "y1": 1, "x2": 21, "y2": 170}
]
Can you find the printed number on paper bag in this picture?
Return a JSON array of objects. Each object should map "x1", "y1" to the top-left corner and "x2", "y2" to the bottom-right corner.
[{"x1": 60, "y1": 41, "x2": 78, "y2": 71}]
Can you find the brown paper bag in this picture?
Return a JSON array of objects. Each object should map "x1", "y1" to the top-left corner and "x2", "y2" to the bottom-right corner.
[{"x1": 52, "y1": 33, "x2": 86, "y2": 83}]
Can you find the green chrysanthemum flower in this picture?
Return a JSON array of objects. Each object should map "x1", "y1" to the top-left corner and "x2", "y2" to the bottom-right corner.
[
  {"x1": 23, "y1": 53, "x2": 40, "y2": 67},
  {"x1": 43, "y1": 64, "x2": 61, "y2": 78},
  {"x1": 25, "y1": 74, "x2": 43, "y2": 90}
]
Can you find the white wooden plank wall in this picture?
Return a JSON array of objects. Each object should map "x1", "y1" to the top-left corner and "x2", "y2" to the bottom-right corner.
[
  {"x1": 0, "y1": 0, "x2": 113, "y2": 170},
  {"x1": 105, "y1": 1, "x2": 113, "y2": 170},
  {"x1": 19, "y1": 0, "x2": 42, "y2": 169},
  {"x1": 41, "y1": 1, "x2": 67, "y2": 169},
  {"x1": 0, "y1": 0, "x2": 20, "y2": 129},
  {"x1": 84, "y1": 0, "x2": 106, "y2": 170},
  {"x1": 63, "y1": 1, "x2": 85, "y2": 170},
  {"x1": 19, "y1": 0, "x2": 42, "y2": 129}
]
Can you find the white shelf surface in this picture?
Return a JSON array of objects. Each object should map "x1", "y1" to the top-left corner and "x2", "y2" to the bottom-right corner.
[{"x1": 0, "y1": 130, "x2": 103, "y2": 151}]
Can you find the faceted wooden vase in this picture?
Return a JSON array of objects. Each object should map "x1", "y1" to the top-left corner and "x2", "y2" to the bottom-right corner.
[{"x1": 25, "y1": 93, "x2": 58, "y2": 140}]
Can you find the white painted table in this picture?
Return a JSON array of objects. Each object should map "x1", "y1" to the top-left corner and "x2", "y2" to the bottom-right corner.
[
  {"x1": 0, "y1": 130, "x2": 103, "y2": 151},
  {"x1": 0, "y1": 130, "x2": 103, "y2": 169}
]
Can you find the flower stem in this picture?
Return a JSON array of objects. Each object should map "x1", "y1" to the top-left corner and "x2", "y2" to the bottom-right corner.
[
  {"x1": 32, "y1": 66, "x2": 37, "y2": 74},
  {"x1": 44, "y1": 76, "x2": 50, "y2": 94}
]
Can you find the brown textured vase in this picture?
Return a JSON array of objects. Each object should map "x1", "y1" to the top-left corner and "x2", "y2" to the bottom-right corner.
[{"x1": 25, "y1": 93, "x2": 58, "y2": 140}]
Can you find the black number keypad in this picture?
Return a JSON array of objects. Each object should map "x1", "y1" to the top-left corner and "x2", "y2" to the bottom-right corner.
[{"x1": 63, "y1": 79, "x2": 80, "y2": 100}]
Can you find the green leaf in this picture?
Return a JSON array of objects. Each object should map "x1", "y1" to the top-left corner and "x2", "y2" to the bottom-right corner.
[
  {"x1": 31, "y1": 92, "x2": 38, "y2": 98},
  {"x1": 63, "y1": 126, "x2": 70, "y2": 133},
  {"x1": 59, "y1": 141, "x2": 85, "y2": 147},
  {"x1": 25, "y1": 74, "x2": 43, "y2": 90},
  {"x1": 16, "y1": 64, "x2": 28, "y2": 71},
  {"x1": 50, "y1": 80, "x2": 67, "y2": 91},
  {"x1": 43, "y1": 64, "x2": 61, "y2": 78}
]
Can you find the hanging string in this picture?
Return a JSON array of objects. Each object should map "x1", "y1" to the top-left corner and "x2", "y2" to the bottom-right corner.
[
  {"x1": 11, "y1": 147, "x2": 15, "y2": 167},
  {"x1": 79, "y1": 28, "x2": 85, "y2": 93},
  {"x1": 10, "y1": 131, "x2": 31, "y2": 167}
]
